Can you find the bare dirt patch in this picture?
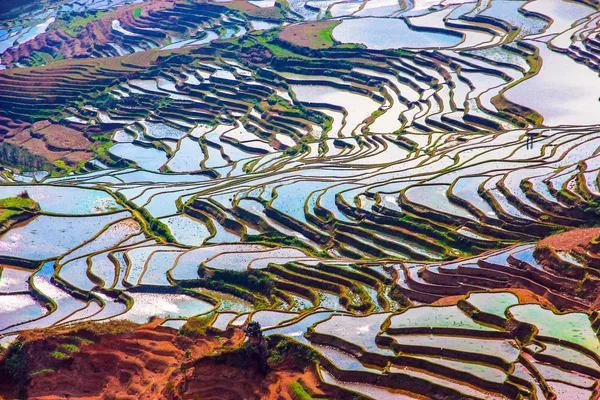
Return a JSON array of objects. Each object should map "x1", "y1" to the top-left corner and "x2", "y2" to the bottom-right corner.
[
  {"x1": 538, "y1": 227, "x2": 600, "y2": 252},
  {"x1": 35, "y1": 124, "x2": 92, "y2": 151},
  {"x1": 433, "y1": 288, "x2": 556, "y2": 310},
  {"x1": 0, "y1": 116, "x2": 30, "y2": 140},
  {"x1": 226, "y1": 1, "x2": 285, "y2": 19},
  {"x1": 5, "y1": 122, "x2": 93, "y2": 165},
  {"x1": 279, "y1": 20, "x2": 340, "y2": 49}
]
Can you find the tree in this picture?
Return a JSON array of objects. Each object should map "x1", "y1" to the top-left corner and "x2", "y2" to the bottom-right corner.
[
  {"x1": 243, "y1": 321, "x2": 268, "y2": 374},
  {"x1": 243, "y1": 321, "x2": 263, "y2": 342}
]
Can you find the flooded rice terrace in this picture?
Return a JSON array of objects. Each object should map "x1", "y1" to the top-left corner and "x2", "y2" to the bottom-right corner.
[{"x1": 2, "y1": 0, "x2": 600, "y2": 398}]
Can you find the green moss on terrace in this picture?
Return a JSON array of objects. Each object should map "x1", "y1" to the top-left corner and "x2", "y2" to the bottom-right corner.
[
  {"x1": 113, "y1": 191, "x2": 176, "y2": 243},
  {"x1": 53, "y1": 10, "x2": 108, "y2": 37},
  {"x1": 0, "y1": 194, "x2": 40, "y2": 233}
]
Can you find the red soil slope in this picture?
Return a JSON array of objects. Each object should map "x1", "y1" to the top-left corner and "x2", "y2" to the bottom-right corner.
[
  {"x1": 0, "y1": 320, "x2": 352, "y2": 400},
  {"x1": 538, "y1": 227, "x2": 600, "y2": 252},
  {"x1": 4, "y1": 120, "x2": 93, "y2": 165}
]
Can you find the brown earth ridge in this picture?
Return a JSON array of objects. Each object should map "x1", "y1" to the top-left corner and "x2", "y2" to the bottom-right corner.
[{"x1": 0, "y1": 319, "x2": 362, "y2": 400}]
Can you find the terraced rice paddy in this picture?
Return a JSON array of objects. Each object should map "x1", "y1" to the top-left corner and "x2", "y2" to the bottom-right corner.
[{"x1": 2, "y1": 0, "x2": 600, "y2": 398}]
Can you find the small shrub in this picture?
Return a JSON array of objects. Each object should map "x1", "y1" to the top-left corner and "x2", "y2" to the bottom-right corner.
[
  {"x1": 61, "y1": 344, "x2": 80, "y2": 353},
  {"x1": 243, "y1": 321, "x2": 263, "y2": 341},
  {"x1": 51, "y1": 351, "x2": 68, "y2": 360},
  {"x1": 4, "y1": 340, "x2": 26, "y2": 381},
  {"x1": 31, "y1": 368, "x2": 54, "y2": 376},
  {"x1": 179, "y1": 315, "x2": 213, "y2": 339},
  {"x1": 164, "y1": 380, "x2": 176, "y2": 395},
  {"x1": 266, "y1": 337, "x2": 316, "y2": 369},
  {"x1": 69, "y1": 336, "x2": 93, "y2": 346},
  {"x1": 289, "y1": 381, "x2": 327, "y2": 400}
]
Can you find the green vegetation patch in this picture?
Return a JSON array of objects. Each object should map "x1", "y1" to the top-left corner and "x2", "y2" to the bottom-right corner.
[
  {"x1": 31, "y1": 368, "x2": 54, "y2": 376},
  {"x1": 3, "y1": 340, "x2": 26, "y2": 382},
  {"x1": 0, "y1": 142, "x2": 50, "y2": 172},
  {"x1": 289, "y1": 381, "x2": 328, "y2": 400},
  {"x1": 73, "y1": 320, "x2": 138, "y2": 336},
  {"x1": 179, "y1": 314, "x2": 215, "y2": 339},
  {"x1": 266, "y1": 337, "x2": 317, "y2": 369},
  {"x1": 254, "y1": 34, "x2": 306, "y2": 59},
  {"x1": 0, "y1": 193, "x2": 40, "y2": 228},
  {"x1": 60, "y1": 344, "x2": 80, "y2": 353},
  {"x1": 114, "y1": 191, "x2": 175, "y2": 243},
  {"x1": 50, "y1": 351, "x2": 68, "y2": 360},
  {"x1": 0, "y1": 195, "x2": 38, "y2": 212},
  {"x1": 195, "y1": 269, "x2": 275, "y2": 309},
  {"x1": 55, "y1": 11, "x2": 107, "y2": 37}
]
